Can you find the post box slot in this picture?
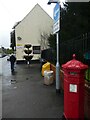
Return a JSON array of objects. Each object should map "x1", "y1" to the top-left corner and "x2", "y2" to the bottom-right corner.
[{"x1": 69, "y1": 72, "x2": 78, "y2": 75}]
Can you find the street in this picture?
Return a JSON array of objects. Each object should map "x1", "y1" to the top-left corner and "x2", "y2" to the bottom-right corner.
[{"x1": 1, "y1": 56, "x2": 64, "y2": 118}]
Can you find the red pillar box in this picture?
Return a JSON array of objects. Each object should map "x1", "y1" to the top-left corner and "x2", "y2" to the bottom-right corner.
[{"x1": 62, "y1": 54, "x2": 88, "y2": 120}]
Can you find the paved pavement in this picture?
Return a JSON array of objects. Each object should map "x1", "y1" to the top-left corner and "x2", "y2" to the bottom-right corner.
[{"x1": 2, "y1": 57, "x2": 64, "y2": 118}]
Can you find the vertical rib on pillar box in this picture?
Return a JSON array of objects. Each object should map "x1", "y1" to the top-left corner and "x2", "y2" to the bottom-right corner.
[{"x1": 62, "y1": 54, "x2": 88, "y2": 120}]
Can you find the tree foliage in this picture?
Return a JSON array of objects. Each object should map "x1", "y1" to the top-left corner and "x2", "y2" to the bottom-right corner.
[
  {"x1": 47, "y1": 2, "x2": 89, "y2": 64},
  {"x1": 61, "y1": 2, "x2": 89, "y2": 42},
  {"x1": 48, "y1": 34, "x2": 56, "y2": 50},
  {"x1": 48, "y1": 2, "x2": 89, "y2": 47},
  {"x1": 6, "y1": 48, "x2": 14, "y2": 54}
]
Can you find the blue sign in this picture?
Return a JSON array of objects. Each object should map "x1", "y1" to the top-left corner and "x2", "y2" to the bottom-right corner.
[
  {"x1": 53, "y1": 3, "x2": 60, "y2": 23},
  {"x1": 53, "y1": 3, "x2": 60, "y2": 34}
]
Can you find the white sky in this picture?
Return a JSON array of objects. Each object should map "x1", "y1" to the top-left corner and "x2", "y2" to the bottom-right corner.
[{"x1": 0, "y1": 0, "x2": 65, "y2": 48}]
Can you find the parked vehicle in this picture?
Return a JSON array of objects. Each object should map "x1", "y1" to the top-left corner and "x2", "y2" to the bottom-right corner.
[{"x1": 0, "y1": 54, "x2": 2, "y2": 58}]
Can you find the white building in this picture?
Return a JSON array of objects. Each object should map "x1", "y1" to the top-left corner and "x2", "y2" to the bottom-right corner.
[{"x1": 14, "y1": 4, "x2": 53, "y2": 62}]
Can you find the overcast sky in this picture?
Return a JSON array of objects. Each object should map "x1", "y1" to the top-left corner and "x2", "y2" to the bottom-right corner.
[{"x1": 0, "y1": 0, "x2": 65, "y2": 48}]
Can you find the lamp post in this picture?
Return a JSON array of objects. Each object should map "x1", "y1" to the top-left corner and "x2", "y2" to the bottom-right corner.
[{"x1": 47, "y1": 0, "x2": 60, "y2": 93}]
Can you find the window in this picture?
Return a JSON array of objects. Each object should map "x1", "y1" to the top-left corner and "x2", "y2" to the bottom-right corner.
[{"x1": 33, "y1": 46, "x2": 41, "y2": 54}]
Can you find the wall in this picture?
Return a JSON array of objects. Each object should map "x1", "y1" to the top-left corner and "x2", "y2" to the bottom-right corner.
[{"x1": 15, "y1": 4, "x2": 53, "y2": 61}]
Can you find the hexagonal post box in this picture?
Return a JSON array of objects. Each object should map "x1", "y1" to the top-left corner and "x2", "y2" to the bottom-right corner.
[{"x1": 62, "y1": 54, "x2": 88, "y2": 120}]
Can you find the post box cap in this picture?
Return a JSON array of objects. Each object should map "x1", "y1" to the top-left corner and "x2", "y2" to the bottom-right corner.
[{"x1": 62, "y1": 54, "x2": 88, "y2": 70}]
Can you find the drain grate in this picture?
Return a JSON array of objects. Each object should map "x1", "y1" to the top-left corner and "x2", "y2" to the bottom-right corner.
[{"x1": 11, "y1": 79, "x2": 16, "y2": 84}]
